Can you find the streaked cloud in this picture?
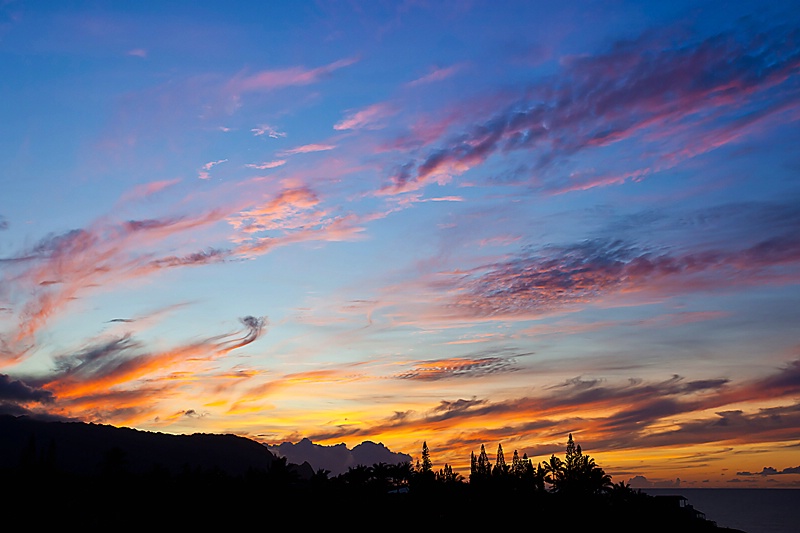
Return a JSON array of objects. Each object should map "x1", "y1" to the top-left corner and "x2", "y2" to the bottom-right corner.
[
  {"x1": 379, "y1": 23, "x2": 800, "y2": 195},
  {"x1": 121, "y1": 179, "x2": 182, "y2": 201},
  {"x1": 395, "y1": 356, "x2": 516, "y2": 380},
  {"x1": 245, "y1": 160, "x2": 287, "y2": 170},
  {"x1": 277, "y1": 144, "x2": 337, "y2": 156},
  {"x1": 406, "y1": 64, "x2": 464, "y2": 87},
  {"x1": 334, "y1": 102, "x2": 396, "y2": 131},
  {"x1": 38, "y1": 316, "x2": 265, "y2": 411},
  {"x1": 228, "y1": 57, "x2": 358, "y2": 93}
]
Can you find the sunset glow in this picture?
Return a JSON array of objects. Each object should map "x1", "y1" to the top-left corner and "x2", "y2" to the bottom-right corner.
[{"x1": 1, "y1": 0, "x2": 799, "y2": 489}]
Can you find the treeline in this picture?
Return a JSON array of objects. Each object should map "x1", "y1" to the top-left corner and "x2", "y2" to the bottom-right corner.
[{"x1": 5, "y1": 432, "x2": 734, "y2": 532}]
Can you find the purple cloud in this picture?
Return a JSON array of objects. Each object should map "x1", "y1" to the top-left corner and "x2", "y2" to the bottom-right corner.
[{"x1": 381, "y1": 22, "x2": 800, "y2": 194}]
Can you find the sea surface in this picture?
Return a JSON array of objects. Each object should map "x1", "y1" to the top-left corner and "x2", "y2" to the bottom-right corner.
[{"x1": 644, "y1": 489, "x2": 800, "y2": 533}]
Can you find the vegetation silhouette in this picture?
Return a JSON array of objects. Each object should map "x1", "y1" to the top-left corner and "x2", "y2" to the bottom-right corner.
[{"x1": 1, "y1": 415, "x2": 745, "y2": 531}]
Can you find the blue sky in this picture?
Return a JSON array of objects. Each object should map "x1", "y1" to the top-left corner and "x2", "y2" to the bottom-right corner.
[{"x1": 1, "y1": 0, "x2": 799, "y2": 488}]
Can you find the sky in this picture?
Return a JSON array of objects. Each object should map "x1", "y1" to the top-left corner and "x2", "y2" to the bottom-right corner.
[{"x1": 1, "y1": 0, "x2": 799, "y2": 489}]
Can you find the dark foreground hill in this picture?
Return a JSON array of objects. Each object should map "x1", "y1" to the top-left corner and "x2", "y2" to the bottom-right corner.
[
  {"x1": 0, "y1": 415, "x2": 745, "y2": 532},
  {"x1": 0, "y1": 413, "x2": 278, "y2": 477}
]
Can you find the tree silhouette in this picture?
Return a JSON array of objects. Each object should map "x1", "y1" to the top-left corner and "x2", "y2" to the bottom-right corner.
[
  {"x1": 470, "y1": 444, "x2": 492, "y2": 487},
  {"x1": 390, "y1": 461, "x2": 414, "y2": 489},
  {"x1": 492, "y1": 443, "x2": 509, "y2": 478},
  {"x1": 554, "y1": 433, "x2": 613, "y2": 496},
  {"x1": 436, "y1": 463, "x2": 462, "y2": 484},
  {"x1": 533, "y1": 460, "x2": 547, "y2": 492},
  {"x1": 420, "y1": 441, "x2": 432, "y2": 474},
  {"x1": 511, "y1": 449, "x2": 523, "y2": 476},
  {"x1": 542, "y1": 454, "x2": 564, "y2": 491},
  {"x1": 265, "y1": 455, "x2": 299, "y2": 490}
]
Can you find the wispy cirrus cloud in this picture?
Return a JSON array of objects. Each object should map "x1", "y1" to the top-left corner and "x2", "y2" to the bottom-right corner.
[
  {"x1": 228, "y1": 57, "x2": 358, "y2": 94},
  {"x1": 334, "y1": 102, "x2": 396, "y2": 131},
  {"x1": 0, "y1": 209, "x2": 231, "y2": 365},
  {"x1": 395, "y1": 355, "x2": 516, "y2": 380},
  {"x1": 379, "y1": 23, "x2": 800, "y2": 195},
  {"x1": 90, "y1": 57, "x2": 357, "y2": 167},
  {"x1": 406, "y1": 64, "x2": 464, "y2": 87},
  {"x1": 277, "y1": 143, "x2": 337, "y2": 157},
  {"x1": 245, "y1": 160, "x2": 287, "y2": 170},
  {"x1": 40, "y1": 316, "x2": 265, "y2": 403},
  {"x1": 120, "y1": 179, "x2": 182, "y2": 201},
  {"x1": 442, "y1": 202, "x2": 800, "y2": 319}
]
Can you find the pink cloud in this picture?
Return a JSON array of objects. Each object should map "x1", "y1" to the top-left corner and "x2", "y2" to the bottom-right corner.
[
  {"x1": 245, "y1": 160, "x2": 287, "y2": 170},
  {"x1": 120, "y1": 179, "x2": 181, "y2": 201},
  {"x1": 0, "y1": 209, "x2": 232, "y2": 364},
  {"x1": 334, "y1": 103, "x2": 396, "y2": 131},
  {"x1": 229, "y1": 186, "x2": 322, "y2": 233},
  {"x1": 278, "y1": 143, "x2": 336, "y2": 156},
  {"x1": 406, "y1": 64, "x2": 464, "y2": 87},
  {"x1": 446, "y1": 232, "x2": 800, "y2": 320},
  {"x1": 229, "y1": 57, "x2": 358, "y2": 94},
  {"x1": 379, "y1": 24, "x2": 800, "y2": 196},
  {"x1": 251, "y1": 124, "x2": 286, "y2": 138},
  {"x1": 202, "y1": 159, "x2": 228, "y2": 170},
  {"x1": 198, "y1": 159, "x2": 228, "y2": 180}
]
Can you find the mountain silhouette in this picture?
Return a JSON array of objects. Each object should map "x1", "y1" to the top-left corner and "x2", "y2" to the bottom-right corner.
[{"x1": 0, "y1": 414, "x2": 278, "y2": 477}]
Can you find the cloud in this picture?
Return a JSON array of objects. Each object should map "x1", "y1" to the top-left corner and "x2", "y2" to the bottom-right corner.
[
  {"x1": 245, "y1": 160, "x2": 286, "y2": 170},
  {"x1": 229, "y1": 57, "x2": 358, "y2": 94},
  {"x1": 277, "y1": 143, "x2": 336, "y2": 157},
  {"x1": 127, "y1": 48, "x2": 147, "y2": 58},
  {"x1": 303, "y1": 359, "x2": 800, "y2": 457},
  {"x1": 37, "y1": 315, "x2": 266, "y2": 412},
  {"x1": 198, "y1": 159, "x2": 228, "y2": 180},
  {"x1": 406, "y1": 64, "x2": 464, "y2": 87},
  {"x1": 251, "y1": 124, "x2": 286, "y2": 138},
  {"x1": 149, "y1": 248, "x2": 229, "y2": 268},
  {"x1": 395, "y1": 356, "x2": 515, "y2": 381},
  {"x1": 430, "y1": 398, "x2": 488, "y2": 419},
  {"x1": 0, "y1": 374, "x2": 54, "y2": 403},
  {"x1": 628, "y1": 475, "x2": 681, "y2": 489},
  {"x1": 736, "y1": 466, "x2": 800, "y2": 476},
  {"x1": 121, "y1": 179, "x2": 181, "y2": 201},
  {"x1": 228, "y1": 186, "x2": 321, "y2": 234},
  {"x1": 334, "y1": 103, "x2": 396, "y2": 131},
  {"x1": 0, "y1": 210, "x2": 232, "y2": 364},
  {"x1": 444, "y1": 217, "x2": 800, "y2": 319},
  {"x1": 379, "y1": 22, "x2": 800, "y2": 195}
]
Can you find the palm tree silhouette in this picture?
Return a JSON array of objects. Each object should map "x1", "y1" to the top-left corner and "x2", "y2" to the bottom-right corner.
[{"x1": 542, "y1": 454, "x2": 564, "y2": 492}]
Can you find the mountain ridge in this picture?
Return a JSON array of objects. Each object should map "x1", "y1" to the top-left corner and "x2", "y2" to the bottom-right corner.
[{"x1": 0, "y1": 413, "x2": 278, "y2": 478}]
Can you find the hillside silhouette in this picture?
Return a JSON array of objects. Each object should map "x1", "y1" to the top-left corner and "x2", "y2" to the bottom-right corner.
[{"x1": 1, "y1": 414, "x2": 746, "y2": 532}]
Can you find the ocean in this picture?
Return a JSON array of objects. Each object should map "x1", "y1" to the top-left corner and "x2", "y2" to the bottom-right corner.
[{"x1": 644, "y1": 489, "x2": 800, "y2": 533}]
